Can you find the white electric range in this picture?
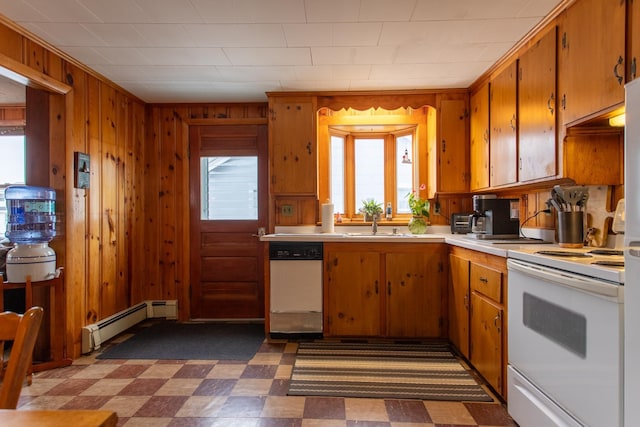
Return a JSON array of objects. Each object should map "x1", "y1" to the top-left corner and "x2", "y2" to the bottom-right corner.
[
  {"x1": 505, "y1": 244, "x2": 624, "y2": 427},
  {"x1": 507, "y1": 245, "x2": 625, "y2": 284}
]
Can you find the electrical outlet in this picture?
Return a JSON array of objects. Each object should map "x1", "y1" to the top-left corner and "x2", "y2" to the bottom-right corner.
[
  {"x1": 281, "y1": 204, "x2": 294, "y2": 216},
  {"x1": 434, "y1": 201, "x2": 441, "y2": 215}
]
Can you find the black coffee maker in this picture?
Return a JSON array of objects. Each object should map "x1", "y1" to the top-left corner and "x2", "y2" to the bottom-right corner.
[{"x1": 468, "y1": 195, "x2": 520, "y2": 239}]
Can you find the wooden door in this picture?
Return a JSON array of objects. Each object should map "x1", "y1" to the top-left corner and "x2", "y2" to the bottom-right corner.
[
  {"x1": 490, "y1": 61, "x2": 518, "y2": 187},
  {"x1": 470, "y1": 293, "x2": 503, "y2": 395},
  {"x1": 470, "y1": 84, "x2": 490, "y2": 191},
  {"x1": 325, "y1": 246, "x2": 382, "y2": 336},
  {"x1": 518, "y1": 27, "x2": 557, "y2": 183},
  {"x1": 386, "y1": 247, "x2": 444, "y2": 338},
  {"x1": 448, "y1": 253, "x2": 470, "y2": 358},
  {"x1": 559, "y1": 0, "x2": 625, "y2": 125},
  {"x1": 189, "y1": 125, "x2": 268, "y2": 319}
]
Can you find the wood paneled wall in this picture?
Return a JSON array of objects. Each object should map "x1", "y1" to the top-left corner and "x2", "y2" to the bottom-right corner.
[{"x1": 0, "y1": 19, "x2": 147, "y2": 358}]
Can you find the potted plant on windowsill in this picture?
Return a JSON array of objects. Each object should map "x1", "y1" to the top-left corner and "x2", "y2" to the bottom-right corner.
[
  {"x1": 406, "y1": 185, "x2": 430, "y2": 234},
  {"x1": 360, "y1": 198, "x2": 383, "y2": 222}
]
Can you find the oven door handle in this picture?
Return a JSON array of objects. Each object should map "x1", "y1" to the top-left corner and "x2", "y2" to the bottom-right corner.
[{"x1": 507, "y1": 259, "x2": 620, "y2": 299}]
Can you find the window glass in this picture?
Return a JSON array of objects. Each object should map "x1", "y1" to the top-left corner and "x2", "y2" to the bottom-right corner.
[
  {"x1": 396, "y1": 134, "x2": 413, "y2": 213},
  {"x1": 0, "y1": 135, "x2": 26, "y2": 237},
  {"x1": 200, "y1": 156, "x2": 258, "y2": 220},
  {"x1": 355, "y1": 138, "x2": 384, "y2": 210},
  {"x1": 330, "y1": 135, "x2": 345, "y2": 215}
]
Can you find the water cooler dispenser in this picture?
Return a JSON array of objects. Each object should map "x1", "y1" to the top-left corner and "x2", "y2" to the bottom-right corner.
[{"x1": 4, "y1": 185, "x2": 57, "y2": 283}]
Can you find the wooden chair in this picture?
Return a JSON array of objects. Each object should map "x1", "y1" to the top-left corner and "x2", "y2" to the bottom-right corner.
[{"x1": 0, "y1": 307, "x2": 44, "y2": 409}]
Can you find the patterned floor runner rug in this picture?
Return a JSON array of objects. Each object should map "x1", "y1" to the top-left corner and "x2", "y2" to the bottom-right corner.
[{"x1": 288, "y1": 341, "x2": 493, "y2": 402}]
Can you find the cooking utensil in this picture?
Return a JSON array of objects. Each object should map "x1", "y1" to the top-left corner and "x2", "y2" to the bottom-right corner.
[
  {"x1": 553, "y1": 185, "x2": 567, "y2": 209},
  {"x1": 564, "y1": 186, "x2": 588, "y2": 211},
  {"x1": 576, "y1": 192, "x2": 589, "y2": 211},
  {"x1": 551, "y1": 187, "x2": 565, "y2": 211},
  {"x1": 548, "y1": 196, "x2": 562, "y2": 212}
]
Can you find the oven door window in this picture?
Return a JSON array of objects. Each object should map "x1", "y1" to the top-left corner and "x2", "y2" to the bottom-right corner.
[{"x1": 523, "y1": 292, "x2": 586, "y2": 358}]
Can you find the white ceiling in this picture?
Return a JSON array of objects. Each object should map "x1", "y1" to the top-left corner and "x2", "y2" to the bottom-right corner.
[{"x1": 0, "y1": 0, "x2": 562, "y2": 104}]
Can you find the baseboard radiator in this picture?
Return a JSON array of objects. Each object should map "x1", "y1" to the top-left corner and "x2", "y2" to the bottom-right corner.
[{"x1": 81, "y1": 300, "x2": 177, "y2": 354}]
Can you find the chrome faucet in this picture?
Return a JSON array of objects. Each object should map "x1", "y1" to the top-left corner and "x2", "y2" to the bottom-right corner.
[{"x1": 372, "y1": 215, "x2": 378, "y2": 235}]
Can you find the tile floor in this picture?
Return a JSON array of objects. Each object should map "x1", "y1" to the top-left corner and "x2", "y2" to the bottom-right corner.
[{"x1": 18, "y1": 324, "x2": 518, "y2": 427}]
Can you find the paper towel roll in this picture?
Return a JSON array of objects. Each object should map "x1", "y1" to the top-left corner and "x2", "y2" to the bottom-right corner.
[{"x1": 321, "y1": 202, "x2": 335, "y2": 233}]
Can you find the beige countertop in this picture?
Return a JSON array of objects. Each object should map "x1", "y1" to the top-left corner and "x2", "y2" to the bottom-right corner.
[{"x1": 260, "y1": 225, "x2": 554, "y2": 257}]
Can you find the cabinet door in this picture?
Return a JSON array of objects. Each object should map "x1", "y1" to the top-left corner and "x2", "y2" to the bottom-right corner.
[
  {"x1": 470, "y1": 293, "x2": 503, "y2": 395},
  {"x1": 436, "y1": 99, "x2": 469, "y2": 194},
  {"x1": 470, "y1": 84, "x2": 490, "y2": 191},
  {"x1": 448, "y1": 254, "x2": 470, "y2": 358},
  {"x1": 489, "y1": 62, "x2": 518, "y2": 187},
  {"x1": 269, "y1": 97, "x2": 317, "y2": 194},
  {"x1": 559, "y1": 0, "x2": 625, "y2": 125},
  {"x1": 386, "y1": 249, "x2": 444, "y2": 338},
  {"x1": 631, "y1": 0, "x2": 640, "y2": 81},
  {"x1": 325, "y1": 250, "x2": 382, "y2": 336},
  {"x1": 518, "y1": 28, "x2": 557, "y2": 182}
]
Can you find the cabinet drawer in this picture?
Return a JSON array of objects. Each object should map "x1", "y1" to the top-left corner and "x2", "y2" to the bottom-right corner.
[{"x1": 470, "y1": 263, "x2": 502, "y2": 303}]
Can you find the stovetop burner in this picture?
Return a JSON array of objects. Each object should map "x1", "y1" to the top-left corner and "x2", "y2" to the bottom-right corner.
[
  {"x1": 588, "y1": 249, "x2": 624, "y2": 256},
  {"x1": 592, "y1": 260, "x2": 625, "y2": 267},
  {"x1": 536, "y1": 250, "x2": 593, "y2": 258}
]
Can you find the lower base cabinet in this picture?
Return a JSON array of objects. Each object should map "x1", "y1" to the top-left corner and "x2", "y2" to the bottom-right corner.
[
  {"x1": 324, "y1": 243, "x2": 447, "y2": 338},
  {"x1": 449, "y1": 246, "x2": 507, "y2": 398}
]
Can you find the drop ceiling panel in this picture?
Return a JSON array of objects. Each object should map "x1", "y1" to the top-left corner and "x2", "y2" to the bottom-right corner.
[
  {"x1": 0, "y1": 0, "x2": 564, "y2": 102},
  {"x1": 183, "y1": 24, "x2": 286, "y2": 48}
]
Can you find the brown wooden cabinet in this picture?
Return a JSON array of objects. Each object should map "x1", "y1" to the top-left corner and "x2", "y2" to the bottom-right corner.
[
  {"x1": 518, "y1": 27, "x2": 557, "y2": 183},
  {"x1": 559, "y1": 0, "x2": 625, "y2": 125},
  {"x1": 630, "y1": 0, "x2": 640, "y2": 81},
  {"x1": 268, "y1": 95, "x2": 317, "y2": 195},
  {"x1": 489, "y1": 61, "x2": 518, "y2": 187},
  {"x1": 470, "y1": 84, "x2": 490, "y2": 191},
  {"x1": 324, "y1": 243, "x2": 446, "y2": 338},
  {"x1": 448, "y1": 246, "x2": 507, "y2": 398},
  {"x1": 448, "y1": 253, "x2": 470, "y2": 358},
  {"x1": 428, "y1": 98, "x2": 469, "y2": 196}
]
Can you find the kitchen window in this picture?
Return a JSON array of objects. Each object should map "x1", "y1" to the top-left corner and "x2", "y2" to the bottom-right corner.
[
  {"x1": 328, "y1": 129, "x2": 415, "y2": 219},
  {"x1": 0, "y1": 134, "x2": 26, "y2": 236}
]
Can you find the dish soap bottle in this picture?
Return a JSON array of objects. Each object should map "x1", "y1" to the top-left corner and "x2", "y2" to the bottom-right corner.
[{"x1": 385, "y1": 202, "x2": 392, "y2": 220}]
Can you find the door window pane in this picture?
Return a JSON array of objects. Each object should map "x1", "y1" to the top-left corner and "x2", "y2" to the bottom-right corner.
[
  {"x1": 330, "y1": 135, "x2": 345, "y2": 214},
  {"x1": 396, "y1": 134, "x2": 413, "y2": 213},
  {"x1": 200, "y1": 156, "x2": 258, "y2": 220},
  {"x1": 355, "y1": 139, "x2": 384, "y2": 209}
]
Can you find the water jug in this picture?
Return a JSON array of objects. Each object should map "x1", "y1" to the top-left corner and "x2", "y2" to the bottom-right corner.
[{"x1": 4, "y1": 185, "x2": 56, "y2": 243}]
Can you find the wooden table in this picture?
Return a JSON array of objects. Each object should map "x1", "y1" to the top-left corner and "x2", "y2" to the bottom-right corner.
[{"x1": 0, "y1": 409, "x2": 117, "y2": 426}]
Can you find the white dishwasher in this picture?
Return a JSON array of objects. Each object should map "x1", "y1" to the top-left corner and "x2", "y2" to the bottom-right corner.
[{"x1": 269, "y1": 241, "x2": 323, "y2": 337}]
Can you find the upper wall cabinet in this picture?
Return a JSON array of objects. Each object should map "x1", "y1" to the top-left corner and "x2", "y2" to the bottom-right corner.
[
  {"x1": 489, "y1": 61, "x2": 518, "y2": 187},
  {"x1": 631, "y1": 0, "x2": 640, "y2": 81},
  {"x1": 428, "y1": 97, "x2": 469, "y2": 197},
  {"x1": 268, "y1": 96, "x2": 317, "y2": 195},
  {"x1": 559, "y1": 0, "x2": 625, "y2": 125},
  {"x1": 518, "y1": 27, "x2": 557, "y2": 183},
  {"x1": 470, "y1": 83, "x2": 490, "y2": 191}
]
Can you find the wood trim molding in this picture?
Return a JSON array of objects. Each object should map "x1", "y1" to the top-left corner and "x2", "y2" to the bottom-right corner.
[{"x1": 0, "y1": 52, "x2": 71, "y2": 94}]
